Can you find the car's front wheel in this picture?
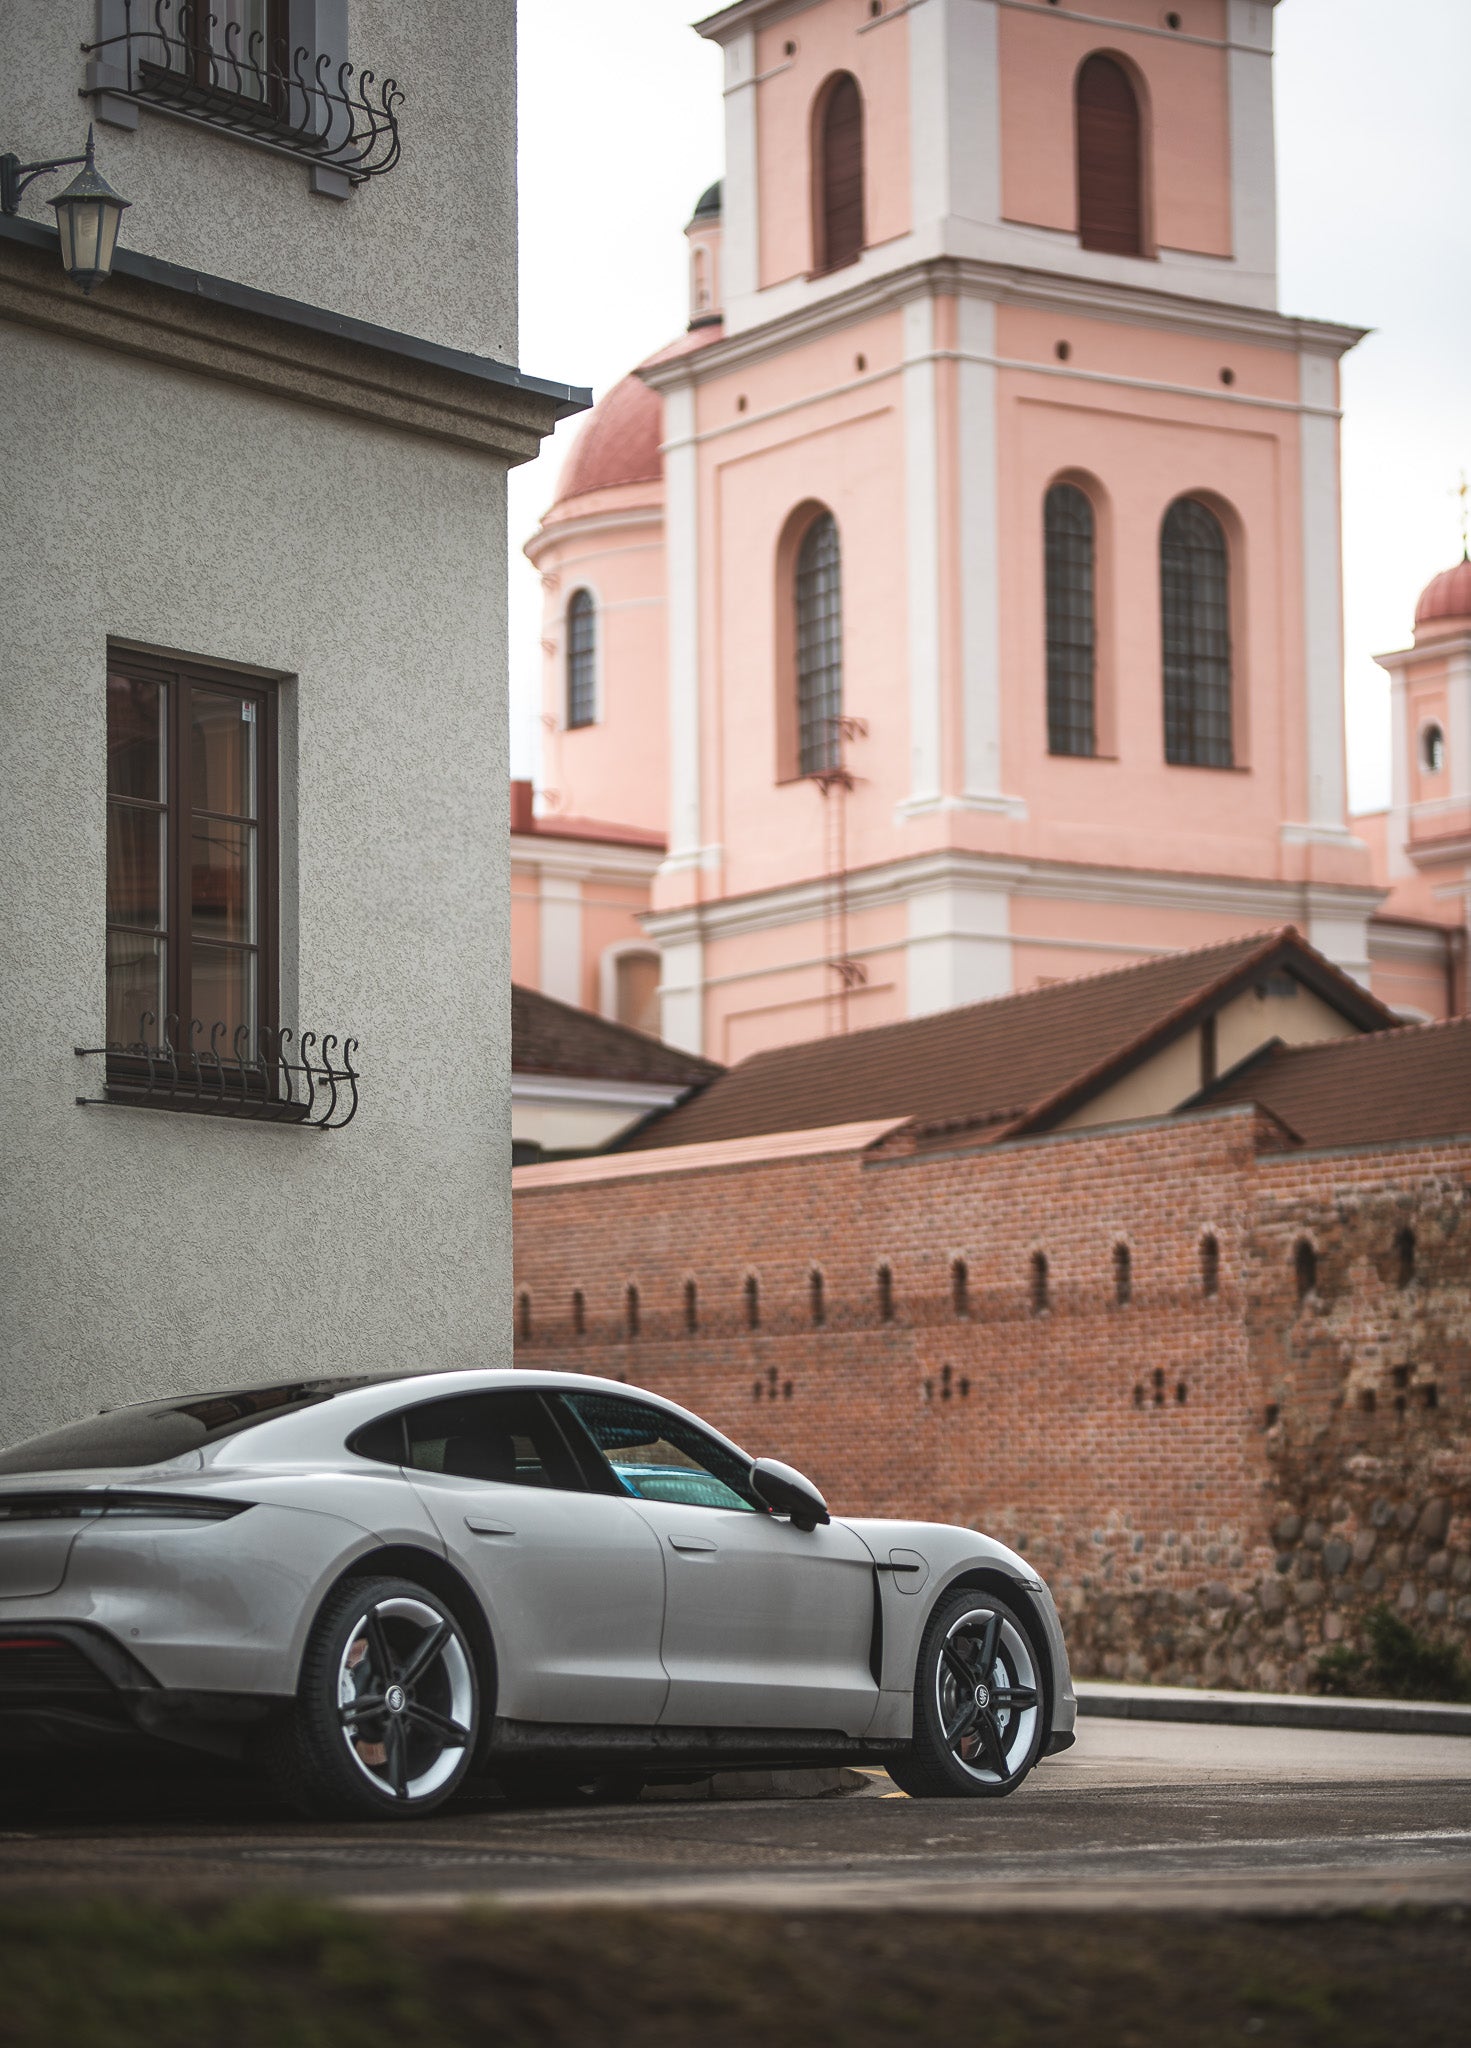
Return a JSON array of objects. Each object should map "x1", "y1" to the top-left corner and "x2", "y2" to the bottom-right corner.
[
  {"x1": 261, "y1": 1573, "x2": 480, "y2": 1820},
  {"x1": 886, "y1": 1586, "x2": 1044, "y2": 1799}
]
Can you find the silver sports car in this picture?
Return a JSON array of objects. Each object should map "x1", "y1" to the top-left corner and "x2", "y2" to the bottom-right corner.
[{"x1": 0, "y1": 1370, "x2": 1076, "y2": 1816}]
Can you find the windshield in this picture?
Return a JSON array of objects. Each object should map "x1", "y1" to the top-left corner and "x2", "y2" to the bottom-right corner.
[{"x1": 0, "y1": 1376, "x2": 395, "y2": 1475}]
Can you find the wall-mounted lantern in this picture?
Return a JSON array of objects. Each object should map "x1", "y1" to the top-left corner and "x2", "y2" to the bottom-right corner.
[{"x1": 0, "y1": 125, "x2": 131, "y2": 295}]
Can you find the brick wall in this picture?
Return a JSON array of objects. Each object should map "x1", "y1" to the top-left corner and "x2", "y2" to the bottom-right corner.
[{"x1": 512, "y1": 1116, "x2": 1471, "y2": 1690}]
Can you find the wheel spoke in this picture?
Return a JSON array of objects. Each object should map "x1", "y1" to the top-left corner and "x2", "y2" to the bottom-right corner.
[
  {"x1": 993, "y1": 1686, "x2": 1038, "y2": 1712},
  {"x1": 364, "y1": 1606, "x2": 395, "y2": 1687},
  {"x1": 407, "y1": 1703, "x2": 469, "y2": 1748},
  {"x1": 942, "y1": 1699, "x2": 979, "y2": 1749},
  {"x1": 974, "y1": 1709, "x2": 1009, "y2": 1777},
  {"x1": 386, "y1": 1715, "x2": 409, "y2": 1797},
  {"x1": 400, "y1": 1619, "x2": 452, "y2": 1689},
  {"x1": 941, "y1": 1639, "x2": 975, "y2": 1689},
  {"x1": 339, "y1": 1694, "x2": 385, "y2": 1727},
  {"x1": 976, "y1": 1612, "x2": 1001, "y2": 1679}
]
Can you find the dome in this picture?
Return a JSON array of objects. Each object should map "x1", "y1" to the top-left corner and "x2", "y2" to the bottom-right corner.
[
  {"x1": 1414, "y1": 556, "x2": 1471, "y2": 631},
  {"x1": 549, "y1": 327, "x2": 722, "y2": 511},
  {"x1": 552, "y1": 371, "x2": 663, "y2": 505},
  {"x1": 691, "y1": 179, "x2": 723, "y2": 221}
]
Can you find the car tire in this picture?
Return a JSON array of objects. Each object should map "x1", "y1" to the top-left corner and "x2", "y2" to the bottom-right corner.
[
  {"x1": 259, "y1": 1573, "x2": 481, "y2": 1821},
  {"x1": 886, "y1": 1585, "x2": 1045, "y2": 1799}
]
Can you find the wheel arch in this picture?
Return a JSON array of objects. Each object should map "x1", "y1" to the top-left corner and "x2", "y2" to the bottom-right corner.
[
  {"x1": 313, "y1": 1544, "x2": 500, "y2": 1765},
  {"x1": 931, "y1": 1568, "x2": 1056, "y2": 1733}
]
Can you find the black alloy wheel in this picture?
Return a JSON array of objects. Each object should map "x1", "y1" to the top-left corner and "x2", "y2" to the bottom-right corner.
[
  {"x1": 260, "y1": 1574, "x2": 480, "y2": 1820},
  {"x1": 886, "y1": 1586, "x2": 1045, "y2": 1798}
]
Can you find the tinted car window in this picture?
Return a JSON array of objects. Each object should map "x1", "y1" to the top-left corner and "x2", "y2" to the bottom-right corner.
[
  {"x1": 355, "y1": 1391, "x2": 584, "y2": 1493},
  {"x1": 559, "y1": 1393, "x2": 758, "y2": 1512},
  {"x1": 0, "y1": 1376, "x2": 394, "y2": 1475}
]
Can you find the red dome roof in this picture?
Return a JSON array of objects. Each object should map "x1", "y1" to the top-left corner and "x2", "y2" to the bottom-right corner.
[
  {"x1": 1415, "y1": 556, "x2": 1471, "y2": 629},
  {"x1": 550, "y1": 325, "x2": 722, "y2": 509}
]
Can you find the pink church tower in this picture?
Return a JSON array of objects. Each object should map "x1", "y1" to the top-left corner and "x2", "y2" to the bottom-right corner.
[{"x1": 529, "y1": 0, "x2": 1390, "y2": 1063}]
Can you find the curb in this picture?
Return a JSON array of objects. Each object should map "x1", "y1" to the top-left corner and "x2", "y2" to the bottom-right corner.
[{"x1": 1076, "y1": 1679, "x2": 1471, "y2": 1737}]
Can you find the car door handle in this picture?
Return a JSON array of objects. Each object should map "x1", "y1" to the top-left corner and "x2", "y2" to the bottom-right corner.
[
  {"x1": 668, "y1": 1534, "x2": 718, "y2": 1555},
  {"x1": 465, "y1": 1517, "x2": 516, "y2": 1537}
]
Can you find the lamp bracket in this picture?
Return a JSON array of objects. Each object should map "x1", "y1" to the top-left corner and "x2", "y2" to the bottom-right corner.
[{"x1": 0, "y1": 149, "x2": 90, "y2": 217}]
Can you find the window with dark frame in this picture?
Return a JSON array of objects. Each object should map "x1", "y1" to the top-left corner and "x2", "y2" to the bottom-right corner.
[
  {"x1": 168, "y1": 0, "x2": 291, "y2": 108},
  {"x1": 1161, "y1": 497, "x2": 1234, "y2": 768},
  {"x1": 106, "y1": 652, "x2": 276, "y2": 1057},
  {"x1": 1044, "y1": 482, "x2": 1097, "y2": 756},
  {"x1": 796, "y1": 512, "x2": 842, "y2": 776},
  {"x1": 815, "y1": 72, "x2": 864, "y2": 273},
  {"x1": 566, "y1": 589, "x2": 597, "y2": 729},
  {"x1": 1076, "y1": 53, "x2": 1144, "y2": 256}
]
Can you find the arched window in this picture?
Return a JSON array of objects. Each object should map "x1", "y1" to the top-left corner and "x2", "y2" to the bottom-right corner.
[
  {"x1": 614, "y1": 950, "x2": 661, "y2": 1037},
  {"x1": 516, "y1": 1290, "x2": 532, "y2": 1342},
  {"x1": 1113, "y1": 1243, "x2": 1132, "y2": 1307},
  {"x1": 1044, "y1": 483, "x2": 1096, "y2": 756},
  {"x1": 565, "y1": 588, "x2": 596, "y2": 729},
  {"x1": 1200, "y1": 1233, "x2": 1220, "y2": 1299},
  {"x1": 951, "y1": 1257, "x2": 970, "y2": 1319},
  {"x1": 684, "y1": 1279, "x2": 699, "y2": 1333},
  {"x1": 876, "y1": 1263, "x2": 895, "y2": 1322},
  {"x1": 1161, "y1": 497, "x2": 1233, "y2": 768},
  {"x1": 796, "y1": 512, "x2": 842, "y2": 775},
  {"x1": 1293, "y1": 1239, "x2": 1317, "y2": 1302},
  {"x1": 1031, "y1": 1251, "x2": 1050, "y2": 1316},
  {"x1": 815, "y1": 73, "x2": 864, "y2": 272},
  {"x1": 1395, "y1": 1228, "x2": 1416, "y2": 1289},
  {"x1": 571, "y1": 1288, "x2": 586, "y2": 1335},
  {"x1": 809, "y1": 1268, "x2": 826, "y2": 1328},
  {"x1": 744, "y1": 1274, "x2": 761, "y2": 1330},
  {"x1": 625, "y1": 1282, "x2": 641, "y2": 1338},
  {"x1": 1076, "y1": 54, "x2": 1144, "y2": 256}
]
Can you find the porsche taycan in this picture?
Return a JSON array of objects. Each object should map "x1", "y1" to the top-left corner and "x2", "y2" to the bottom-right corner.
[{"x1": 0, "y1": 1370, "x2": 1076, "y2": 1816}]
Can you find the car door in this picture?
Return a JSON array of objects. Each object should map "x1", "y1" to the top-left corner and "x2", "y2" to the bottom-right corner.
[
  {"x1": 392, "y1": 1388, "x2": 669, "y2": 1726},
  {"x1": 554, "y1": 1390, "x2": 879, "y2": 1736}
]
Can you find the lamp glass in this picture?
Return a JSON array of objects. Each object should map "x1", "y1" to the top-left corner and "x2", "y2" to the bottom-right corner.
[{"x1": 48, "y1": 137, "x2": 130, "y2": 295}]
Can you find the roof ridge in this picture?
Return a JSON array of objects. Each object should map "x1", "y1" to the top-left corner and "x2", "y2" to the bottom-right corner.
[{"x1": 732, "y1": 924, "x2": 1300, "y2": 1072}]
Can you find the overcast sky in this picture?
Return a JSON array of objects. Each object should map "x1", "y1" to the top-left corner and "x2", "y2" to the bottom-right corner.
[{"x1": 511, "y1": 0, "x2": 1471, "y2": 816}]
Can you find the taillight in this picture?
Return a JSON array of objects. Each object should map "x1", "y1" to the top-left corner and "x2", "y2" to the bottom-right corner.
[{"x1": 0, "y1": 1492, "x2": 250, "y2": 1523}]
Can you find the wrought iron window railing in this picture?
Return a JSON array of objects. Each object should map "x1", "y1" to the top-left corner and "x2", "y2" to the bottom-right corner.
[
  {"x1": 76, "y1": 1017, "x2": 360, "y2": 1129},
  {"x1": 82, "y1": 2, "x2": 402, "y2": 187}
]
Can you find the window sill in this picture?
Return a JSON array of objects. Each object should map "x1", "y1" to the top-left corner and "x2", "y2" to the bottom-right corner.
[{"x1": 74, "y1": 1029, "x2": 359, "y2": 1130}]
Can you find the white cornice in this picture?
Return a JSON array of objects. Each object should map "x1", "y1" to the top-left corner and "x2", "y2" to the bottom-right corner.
[
  {"x1": 1367, "y1": 920, "x2": 1460, "y2": 964},
  {"x1": 643, "y1": 849, "x2": 1386, "y2": 947},
  {"x1": 511, "y1": 833, "x2": 665, "y2": 883},
  {"x1": 511, "y1": 1073, "x2": 688, "y2": 1112},
  {"x1": 524, "y1": 504, "x2": 662, "y2": 564},
  {"x1": 638, "y1": 256, "x2": 1365, "y2": 400},
  {"x1": 1376, "y1": 632, "x2": 1471, "y2": 674}
]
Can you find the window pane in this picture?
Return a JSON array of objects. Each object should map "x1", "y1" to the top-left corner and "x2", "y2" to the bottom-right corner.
[
  {"x1": 561, "y1": 1392, "x2": 758, "y2": 1512},
  {"x1": 566, "y1": 591, "x2": 597, "y2": 729},
  {"x1": 190, "y1": 688, "x2": 257, "y2": 818},
  {"x1": 400, "y1": 1392, "x2": 582, "y2": 1492},
  {"x1": 108, "y1": 804, "x2": 164, "y2": 931},
  {"x1": 1161, "y1": 498, "x2": 1233, "y2": 768},
  {"x1": 107, "y1": 675, "x2": 163, "y2": 801},
  {"x1": 191, "y1": 818, "x2": 256, "y2": 945},
  {"x1": 106, "y1": 929, "x2": 163, "y2": 1044},
  {"x1": 796, "y1": 513, "x2": 842, "y2": 776},
  {"x1": 1044, "y1": 484, "x2": 1096, "y2": 757},
  {"x1": 190, "y1": 943, "x2": 256, "y2": 1042}
]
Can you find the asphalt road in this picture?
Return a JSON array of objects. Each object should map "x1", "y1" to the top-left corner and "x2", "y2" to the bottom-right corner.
[{"x1": 3, "y1": 1718, "x2": 1469, "y2": 1915}]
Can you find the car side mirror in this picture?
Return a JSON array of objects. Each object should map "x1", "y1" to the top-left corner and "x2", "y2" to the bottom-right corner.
[{"x1": 750, "y1": 1457, "x2": 830, "y2": 1532}]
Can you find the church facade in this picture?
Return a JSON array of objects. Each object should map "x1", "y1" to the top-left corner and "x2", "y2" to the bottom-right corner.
[{"x1": 519, "y1": 0, "x2": 1466, "y2": 1063}]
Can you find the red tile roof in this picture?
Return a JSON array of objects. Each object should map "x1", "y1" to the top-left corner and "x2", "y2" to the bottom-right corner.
[
  {"x1": 550, "y1": 327, "x2": 722, "y2": 509},
  {"x1": 513, "y1": 984, "x2": 720, "y2": 1090},
  {"x1": 1193, "y1": 1013, "x2": 1471, "y2": 1150},
  {"x1": 617, "y1": 928, "x2": 1394, "y2": 1152},
  {"x1": 1415, "y1": 555, "x2": 1471, "y2": 630}
]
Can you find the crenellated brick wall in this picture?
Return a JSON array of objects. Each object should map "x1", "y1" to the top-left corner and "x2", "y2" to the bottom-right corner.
[{"x1": 512, "y1": 1116, "x2": 1471, "y2": 1690}]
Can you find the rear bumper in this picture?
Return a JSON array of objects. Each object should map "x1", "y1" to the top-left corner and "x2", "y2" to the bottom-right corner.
[{"x1": 0, "y1": 1622, "x2": 288, "y2": 1757}]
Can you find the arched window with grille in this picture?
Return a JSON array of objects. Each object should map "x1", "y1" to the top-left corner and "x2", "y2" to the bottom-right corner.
[
  {"x1": 815, "y1": 73, "x2": 864, "y2": 273},
  {"x1": 796, "y1": 512, "x2": 842, "y2": 775},
  {"x1": 1076, "y1": 54, "x2": 1145, "y2": 256},
  {"x1": 1161, "y1": 497, "x2": 1233, "y2": 767},
  {"x1": 1044, "y1": 482, "x2": 1096, "y2": 756},
  {"x1": 565, "y1": 588, "x2": 596, "y2": 729}
]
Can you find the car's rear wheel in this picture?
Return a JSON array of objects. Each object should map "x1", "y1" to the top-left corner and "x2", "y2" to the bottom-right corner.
[
  {"x1": 886, "y1": 1587, "x2": 1044, "y2": 1799},
  {"x1": 260, "y1": 1574, "x2": 480, "y2": 1820}
]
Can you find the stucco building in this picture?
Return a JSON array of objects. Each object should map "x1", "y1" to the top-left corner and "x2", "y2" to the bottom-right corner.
[
  {"x1": 0, "y1": 1, "x2": 584, "y2": 1440},
  {"x1": 514, "y1": 0, "x2": 1466, "y2": 1061}
]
